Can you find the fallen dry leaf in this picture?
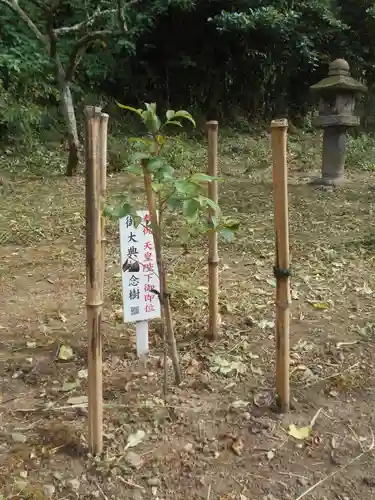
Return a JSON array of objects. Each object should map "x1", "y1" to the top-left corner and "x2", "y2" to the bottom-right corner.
[
  {"x1": 253, "y1": 392, "x2": 272, "y2": 407},
  {"x1": 67, "y1": 395, "x2": 88, "y2": 405},
  {"x1": 210, "y1": 355, "x2": 247, "y2": 376},
  {"x1": 57, "y1": 344, "x2": 74, "y2": 361},
  {"x1": 125, "y1": 430, "x2": 146, "y2": 450},
  {"x1": 250, "y1": 363, "x2": 263, "y2": 375},
  {"x1": 288, "y1": 424, "x2": 312, "y2": 440},
  {"x1": 257, "y1": 319, "x2": 275, "y2": 330},
  {"x1": 78, "y1": 368, "x2": 88, "y2": 379},
  {"x1": 336, "y1": 341, "x2": 358, "y2": 348},
  {"x1": 60, "y1": 380, "x2": 80, "y2": 392},
  {"x1": 186, "y1": 359, "x2": 200, "y2": 375},
  {"x1": 231, "y1": 437, "x2": 244, "y2": 456},
  {"x1": 309, "y1": 301, "x2": 330, "y2": 310},
  {"x1": 331, "y1": 436, "x2": 338, "y2": 449},
  {"x1": 230, "y1": 400, "x2": 249, "y2": 410},
  {"x1": 58, "y1": 311, "x2": 68, "y2": 323}
]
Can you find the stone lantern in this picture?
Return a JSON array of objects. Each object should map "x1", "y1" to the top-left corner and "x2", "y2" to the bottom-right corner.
[{"x1": 310, "y1": 58, "x2": 367, "y2": 186}]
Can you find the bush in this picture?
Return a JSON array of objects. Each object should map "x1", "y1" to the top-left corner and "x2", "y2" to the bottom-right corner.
[{"x1": 0, "y1": 81, "x2": 44, "y2": 145}]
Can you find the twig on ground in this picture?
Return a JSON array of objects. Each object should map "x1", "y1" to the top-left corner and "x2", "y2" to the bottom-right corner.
[
  {"x1": 310, "y1": 407, "x2": 323, "y2": 428},
  {"x1": 14, "y1": 417, "x2": 45, "y2": 431},
  {"x1": 206, "y1": 483, "x2": 212, "y2": 500},
  {"x1": 94, "y1": 479, "x2": 109, "y2": 500},
  {"x1": 303, "y1": 362, "x2": 359, "y2": 389},
  {"x1": 278, "y1": 472, "x2": 309, "y2": 481},
  {"x1": 247, "y1": 472, "x2": 287, "y2": 488},
  {"x1": 276, "y1": 436, "x2": 289, "y2": 450},
  {"x1": 227, "y1": 337, "x2": 248, "y2": 353},
  {"x1": 0, "y1": 387, "x2": 39, "y2": 407},
  {"x1": 295, "y1": 427, "x2": 374, "y2": 499},
  {"x1": 348, "y1": 424, "x2": 365, "y2": 452},
  {"x1": 11, "y1": 401, "x2": 190, "y2": 413},
  {"x1": 117, "y1": 476, "x2": 145, "y2": 490}
]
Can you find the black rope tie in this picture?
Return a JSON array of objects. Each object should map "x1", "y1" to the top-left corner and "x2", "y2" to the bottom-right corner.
[
  {"x1": 150, "y1": 288, "x2": 171, "y2": 306},
  {"x1": 273, "y1": 266, "x2": 292, "y2": 279}
]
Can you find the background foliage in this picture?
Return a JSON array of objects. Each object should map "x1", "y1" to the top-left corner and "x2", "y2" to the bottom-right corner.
[{"x1": 1, "y1": 0, "x2": 375, "y2": 147}]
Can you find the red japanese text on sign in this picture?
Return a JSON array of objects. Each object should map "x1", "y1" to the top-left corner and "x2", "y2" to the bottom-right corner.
[{"x1": 120, "y1": 210, "x2": 161, "y2": 323}]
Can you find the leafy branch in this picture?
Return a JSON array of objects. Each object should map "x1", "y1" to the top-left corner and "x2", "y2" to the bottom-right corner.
[
  {"x1": 105, "y1": 102, "x2": 238, "y2": 392},
  {"x1": 0, "y1": 0, "x2": 134, "y2": 82},
  {"x1": 53, "y1": 7, "x2": 118, "y2": 35}
]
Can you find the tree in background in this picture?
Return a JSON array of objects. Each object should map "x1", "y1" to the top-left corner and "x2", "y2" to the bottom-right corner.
[
  {"x1": 0, "y1": 0, "x2": 137, "y2": 175},
  {"x1": 121, "y1": 0, "x2": 348, "y2": 122},
  {"x1": 0, "y1": 0, "x2": 198, "y2": 174},
  {"x1": 2, "y1": 0, "x2": 375, "y2": 153}
]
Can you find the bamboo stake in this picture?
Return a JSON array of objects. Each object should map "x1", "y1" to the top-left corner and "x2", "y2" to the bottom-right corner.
[
  {"x1": 99, "y1": 113, "x2": 109, "y2": 300},
  {"x1": 270, "y1": 118, "x2": 291, "y2": 413},
  {"x1": 84, "y1": 105, "x2": 104, "y2": 454},
  {"x1": 142, "y1": 160, "x2": 182, "y2": 387},
  {"x1": 207, "y1": 121, "x2": 219, "y2": 341}
]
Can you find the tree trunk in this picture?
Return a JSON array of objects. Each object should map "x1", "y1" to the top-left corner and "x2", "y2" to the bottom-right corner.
[{"x1": 57, "y1": 67, "x2": 80, "y2": 176}]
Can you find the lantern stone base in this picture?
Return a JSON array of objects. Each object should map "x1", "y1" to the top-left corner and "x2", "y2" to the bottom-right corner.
[
  {"x1": 309, "y1": 176, "x2": 345, "y2": 187},
  {"x1": 310, "y1": 126, "x2": 347, "y2": 187}
]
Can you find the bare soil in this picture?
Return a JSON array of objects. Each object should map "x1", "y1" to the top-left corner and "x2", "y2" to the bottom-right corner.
[{"x1": 1, "y1": 149, "x2": 375, "y2": 500}]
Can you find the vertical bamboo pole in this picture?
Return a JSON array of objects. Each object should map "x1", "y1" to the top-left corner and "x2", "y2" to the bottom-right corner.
[
  {"x1": 142, "y1": 161, "x2": 182, "y2": 386},
  {"x1": 84, "y1": 105, "x2": 104, "y2": 454},
  {"x1": 99, "y1": 113, "x2": 109, "y2": 300},
  {"x1": 270, "y1": 118, "x2": 291, "y2": 413},
  {"x1": 207, "y1": 121, "x2": 219, "y2": 341}
]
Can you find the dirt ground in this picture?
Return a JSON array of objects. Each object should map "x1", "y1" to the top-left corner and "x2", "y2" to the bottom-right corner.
[{"x1": 1, "y1": 140, "x2": 375, "y2": 500}]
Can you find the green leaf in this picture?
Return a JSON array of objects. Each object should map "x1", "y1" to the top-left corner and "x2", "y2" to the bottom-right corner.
[
  {"x1": 175, "y1": 179, "x2": 198, "y2": 196},
  {"x1": 152, "y1": 182, "x2": 164, "y2": 193},
  {"x1": 133, "y1": 215, "x2": 142, "y2": 228},
  {"x1": 165, "y1": 120, "x2": 183, "y2": 127},
  {"x1": 128, "y1": 137, "x2": 154, "y2": 146},
  {"x1": 206, "y1": 198, "x2": 220, "y2": 212},
  {"x1": 208, "y1": 215, "x2": 218, "y2": 229},
  {"x1": 143, "y1": 109, "x2": 161, "y2": 134},
  {"x1": 183, "y1": 198, "x2": 200, "y2": 223},
  {"x1": 224, "y1": 220, "x2": 240, "y2": 230},
  {"x1": 160, "y1": 164, "x2": 174, "y2": 179},
  {"x1": 198, "y1": 195, "x2": 221, "y2": 212},
  {"x1": 174, "y1": 110, "x2": 196, "y2": 127},
  {"x1": 167, "y1": 195, "x2": 182, "y2": 210},
  {"x1": 189, "y1": 173, "x2": 217, "y2": 183},
  {"x1": 116, "y1": 102, "x2": 143, "y2": 116},
  {"x1": 145, "y1": 102, "x2": 157, "y2": 113},
  {"x1": 103, "y1": 202, "x2": 134, "y2": 219},
  {"x1": 118, "y1": 203, "x2": 134, "y2": 218},
  {"x1": 103, "y1": 204, "x2": 119, "y2": 218},
  {"x1": 126, "y1": 164, "x2": 142, "y2": 175},
  {"x1": 146, "y1": 157, "x2": 164, "y2": 172},
  {"x1": 219, "y1": 227, "x2": 235, "y2": 242},
  {"x1": 131, "y1": 151, "x2": 151, "y2": 162},
  {"x1": 166, "y1": 110, "x2": 175, "y2": 120},
  {"x1": 154, "y1": 163, "x2": 174, "y2": 182}
]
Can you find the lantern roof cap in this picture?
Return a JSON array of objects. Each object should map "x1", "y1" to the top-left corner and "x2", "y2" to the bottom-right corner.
[{"x1": 310, "y1": 58, "x2": 367, "y2": 93}]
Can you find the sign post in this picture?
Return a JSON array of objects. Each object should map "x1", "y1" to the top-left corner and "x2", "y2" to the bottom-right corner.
[{"x1": 119, "y1": 210, "x2": 161, "y2": 357}]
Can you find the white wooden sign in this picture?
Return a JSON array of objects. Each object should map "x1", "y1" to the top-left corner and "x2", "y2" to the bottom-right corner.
[{"x1": 119, "y1": 210, "x2": 160, "y2": 356}]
